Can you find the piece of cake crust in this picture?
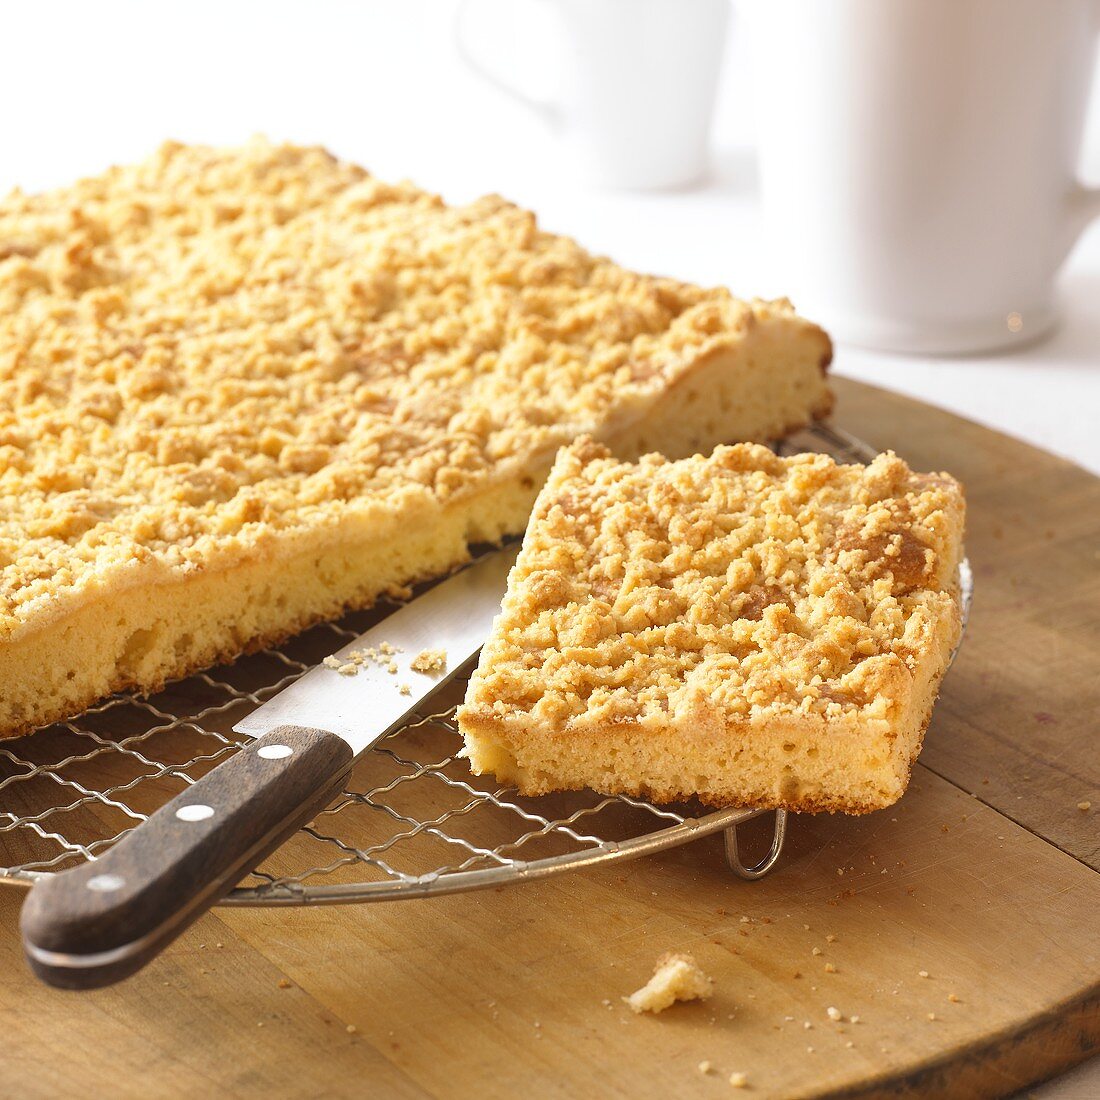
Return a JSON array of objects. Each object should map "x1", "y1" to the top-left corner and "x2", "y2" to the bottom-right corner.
[
  {"x1": 457, "y1": 439, "x2": 965, "y2": 814},
  {"x1": 624, "y1": 953, "x2": 714, "y2": 1014},
  {"x1": 0, "y1": 141, "x2": 831, "y2": 739}
]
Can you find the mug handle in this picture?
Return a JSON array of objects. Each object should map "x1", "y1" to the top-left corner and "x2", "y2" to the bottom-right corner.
[
  {"x1": 453, "y1": 0, "x2": 562, "y2": 130},
  {"x1": 1066, "y1": 182, "x2": 1100, "y2": 246},
  {"x1": 1063, "y1": 8, "x2": 1100, "y2": 253}
]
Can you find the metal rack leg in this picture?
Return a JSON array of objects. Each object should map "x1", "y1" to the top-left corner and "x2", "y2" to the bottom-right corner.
[{"x1": 724, "y1": 809, "x2": 788, "y2": 880}]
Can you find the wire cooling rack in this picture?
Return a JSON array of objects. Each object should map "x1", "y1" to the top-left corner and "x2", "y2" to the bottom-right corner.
[{"x1": 0, "y1": 423, "x2": 972, "y2": 905}]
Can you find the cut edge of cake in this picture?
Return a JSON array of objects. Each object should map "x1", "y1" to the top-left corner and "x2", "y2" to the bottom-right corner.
[{"x1": 458, "y1": 593, "x2": 961, "y2": 814}]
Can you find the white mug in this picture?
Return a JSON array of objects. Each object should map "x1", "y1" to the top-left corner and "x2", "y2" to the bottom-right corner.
[
  {"x1": 743, "y1": 0, "x2": 1100, "y2": 354},
  {"x1": 456, "y1": 0, "x2": 730, "y2": 190}
]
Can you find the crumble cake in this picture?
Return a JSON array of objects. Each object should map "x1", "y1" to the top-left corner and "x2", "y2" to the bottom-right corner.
[
  {"x1": 0, "y1": 140, "x2": 831, "y2": 739},
  {"x1": 457, "y1": 440, "x2": 965, "y2": 813}
]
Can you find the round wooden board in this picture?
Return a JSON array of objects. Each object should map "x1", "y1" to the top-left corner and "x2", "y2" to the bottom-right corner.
[{"x1": 2, "y1": 378, "x2": 1097, "y2": 1099}]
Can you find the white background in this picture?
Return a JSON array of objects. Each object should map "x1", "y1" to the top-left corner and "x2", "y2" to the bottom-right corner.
[{"x1": 1, "y1": 3, "x2": 1097, "y2": 1095}]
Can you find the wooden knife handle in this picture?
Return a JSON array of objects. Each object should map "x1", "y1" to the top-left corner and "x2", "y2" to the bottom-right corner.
[{"x1": 20, "y1": 726, "x2": 353, "y2": 990}]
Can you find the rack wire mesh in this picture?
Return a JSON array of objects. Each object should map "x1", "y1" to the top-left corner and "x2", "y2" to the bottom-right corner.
[{"x1": 0, "y1": 424, "x2": 972, "y2": 905}]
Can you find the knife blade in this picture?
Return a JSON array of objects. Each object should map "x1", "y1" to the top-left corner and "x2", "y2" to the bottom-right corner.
[{"x1": 20, "y1": 544, "x2": 519, "y2": 989}]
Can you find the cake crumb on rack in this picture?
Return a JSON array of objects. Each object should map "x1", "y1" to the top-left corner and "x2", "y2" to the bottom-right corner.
[
  {"x1": 411, "y1": 648, "x2": 448, "y2": 674},
  {"x1": 623, "y1": 952, "x2": 713, "y2": 1014},
  {"x1": 323, "y1": 641, "x2": 414, "y2": 678}
]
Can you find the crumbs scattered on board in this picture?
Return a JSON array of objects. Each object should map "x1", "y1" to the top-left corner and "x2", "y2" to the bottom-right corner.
[{"x1": 624, "y1": 953, "x2": 713, "y2": 1015}]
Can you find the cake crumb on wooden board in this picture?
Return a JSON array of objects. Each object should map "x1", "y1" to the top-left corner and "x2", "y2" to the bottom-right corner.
[{"x1": 624, "y1": 953, "x2": 714, "y2": 1015}]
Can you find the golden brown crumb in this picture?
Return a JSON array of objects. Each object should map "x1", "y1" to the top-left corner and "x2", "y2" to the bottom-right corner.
[
  {"x1": 346, "y1": 1024, "x2": 357, "y2": 1035},
  {"x1": 399, "y1": 683, "x2": 411, "y2": 696},
  {"x1": 698, "y1": 1061, "x2": 714, "y2": 1075},
  {"x1": 1078, "y1": 801, "x2": 1092, "y2": 811},
  {"x1": 947, "y1": 994, "x2": 960, "y2": 1004},
  {"x1": 826, "y1": 1007, "x2": 842, "y2": 1021},
  {"x1": 824, "y1": 963, "x2": 837, "y2": 973},
  {"x1": 277, "y1": 978, "x2": 292, "y2": 989},
  {"x1": 624, "y1": 952, "x2": 714, "y2": 1014},
  {"x1": 411, "y1": 648, "x2": 447, "y2": 675},
  {"x1": 918, "y1": 970, "x2": 930, "y2": 979},
  {"x1": 729, "y1": 1072, "x2": 749, "y2": 1088},
  {"x1": 459, "y1": 440, "x2": 965, "y2": 813}
]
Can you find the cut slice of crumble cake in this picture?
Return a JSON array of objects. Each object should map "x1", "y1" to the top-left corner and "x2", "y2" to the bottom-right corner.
[
  {"x1": 457, "y1": 439, "x2": 965, "y2": 813},
  {"x1": 0, "y1": 140, "x2": 831, "y2": 739}
]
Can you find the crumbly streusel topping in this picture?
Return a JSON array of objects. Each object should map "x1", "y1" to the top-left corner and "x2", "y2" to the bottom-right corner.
[
  {"x1": 0, "y1": 140, "x2": 803, "y2": 638},
  {"x1": 461, "y1": 440, "x2": 965, "y2": 727}
]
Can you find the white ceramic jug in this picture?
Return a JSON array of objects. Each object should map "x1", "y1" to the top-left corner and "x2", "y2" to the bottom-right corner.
[{"x1": 743, "y1": 0, "x2": 1100, "y2": 353}]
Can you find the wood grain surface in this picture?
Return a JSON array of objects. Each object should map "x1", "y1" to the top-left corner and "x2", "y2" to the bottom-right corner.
[{"x1": 1, "y1": 378, "x2": 1097, "y2": 1100}]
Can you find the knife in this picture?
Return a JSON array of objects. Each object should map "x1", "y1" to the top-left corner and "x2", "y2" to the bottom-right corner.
[{"x1": 20, "y1": 544, "x2": 519, "y2": 990}]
